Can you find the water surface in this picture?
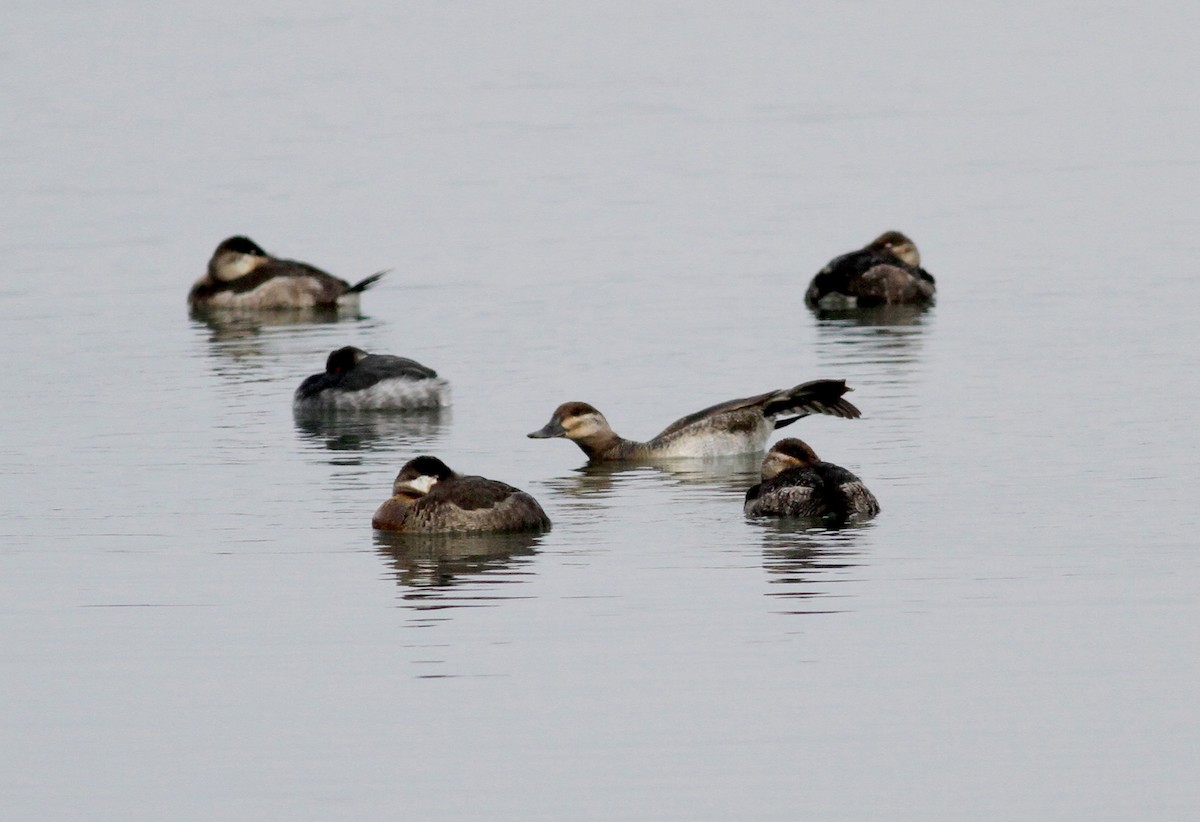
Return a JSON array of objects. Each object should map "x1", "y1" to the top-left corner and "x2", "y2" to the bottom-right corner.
[{"x1": 2, "y1": 2, "x2": 1198, "y2": 820}]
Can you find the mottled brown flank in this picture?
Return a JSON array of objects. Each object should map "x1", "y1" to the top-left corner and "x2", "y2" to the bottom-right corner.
[
  {"x1": 855, "y1": 265, "x2": 935, "y2": 304},
  {"x1": 373, "y1": 473, "x2": 551, "y2": 534},
  {"x1": 744, "y1": 455, "x2": 880, "y2": 520}
]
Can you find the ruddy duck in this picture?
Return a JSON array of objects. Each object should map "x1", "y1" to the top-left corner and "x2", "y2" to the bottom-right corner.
[
  {"x1": 805, "y1": 231, "x2": 935, "y2": 308},
  {"x1": 528, "y1": 379, "x2": 861, "y2": 462},
  {"x1": 189, "y1": 235, "x2": 385, "y2": 310},
  {"x1": 293, "y1": 346, "x2": 448, "y2": 412},
  {"x1": 744, "y1": 438, "x2": 879, "y2": 520},
  {"x1": 372, "y1": 456, "x2": 552, "y2": 533}
]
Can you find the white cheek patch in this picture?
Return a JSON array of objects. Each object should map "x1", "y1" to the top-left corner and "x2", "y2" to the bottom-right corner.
[
  {"x1": 232, "y1": 254, "x2": 260, "y2": 277},
  {"x1": 215, "y1": 253, "x2": 262, "y2": 281},
  {"x1": 407, "y1": 475, "x2": 439, "y2": 494}
]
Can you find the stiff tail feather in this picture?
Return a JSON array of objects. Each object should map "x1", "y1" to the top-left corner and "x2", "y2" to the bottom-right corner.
[
  {"x1": 767, "y1": 379, "x2": 861, "y2": 429},
  {"x1": 349, "y1": 270, "x2": 388, "y2": 293}
]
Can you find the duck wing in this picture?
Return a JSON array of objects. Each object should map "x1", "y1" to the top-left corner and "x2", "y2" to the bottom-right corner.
[
  {"x1": 339, "y1": 354, "x2": 438, "y2": 390},
  {"x1": 654, "y1": 379, "x2": 860, "y2": 439},
  {"x1": 412, "y1": 476, "x2": 551, "y2": 532},
  {"x1": 653, "y1": 389, "x2": 780, "y2": 440}
]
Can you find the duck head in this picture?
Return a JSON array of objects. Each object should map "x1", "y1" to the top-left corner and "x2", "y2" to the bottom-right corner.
[
  {"x1": 867, "y1": 231, "x2": 920, "y2": 267},
  {"x1": 324, "y1": 346, "x2": 369, "y2": 376},
  {"x1": 760, "y1": 438, "x2": 821, "y2": 480},
  {"x1": 391, "y1": 455, "x2": 457, "y2": 498},
  {"x1": 208, "y1": 235, "x2": 270, "y2": 282}
]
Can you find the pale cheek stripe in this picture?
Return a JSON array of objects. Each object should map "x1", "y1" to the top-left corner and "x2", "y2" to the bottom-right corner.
[{"x1": 407, "y1": 475, "x2": 439, "y2": 494}]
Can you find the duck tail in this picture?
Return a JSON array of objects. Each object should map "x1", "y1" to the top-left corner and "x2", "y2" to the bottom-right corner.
[
  {"x1": 767, "y1": 380, "x2": 861, "y2": 428},
  {"x1": 349, "y1": 270, "x2": 388, "y2": 293}
]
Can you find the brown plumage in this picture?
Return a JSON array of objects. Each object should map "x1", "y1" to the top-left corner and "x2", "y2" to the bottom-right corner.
[
  {"x1": 744, "y1": 438, "x2": 879, "y2": 520},
  {"x1": 805, "y1": 231, "x2": 936, "y2": 308},
  {"x1": 372, "y1": 456, "x2": 551, "y2": 534},
  {"x1": 189, "y1": 235, "x2": 385, "y2": 309}
]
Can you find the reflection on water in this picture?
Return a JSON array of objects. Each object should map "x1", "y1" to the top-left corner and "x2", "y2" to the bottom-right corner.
[
  {"x1": 188, "y1": 308, "x2": 387, "y2": 388},
  {"x1": 190, "y1": 304, "x2": 365, "y2": 346},
  {"x1": 293, "y1": 408, "x2": 448, "y2": 456},
  {"x1": 374, "y1": 530, "x2": 544, "y2": 617},
  {"x1": 813, "y1": 304, "x2": 931, "y2": 373},
  {"x1": 752, "y1": 519, "x2": 871, "y2": 614},
  {"x1": 542, "y1": 454, "x2": 762, "y2": 502},
  {"x1": 810, "y1": 303, "x2": 931, "y2": 328}
]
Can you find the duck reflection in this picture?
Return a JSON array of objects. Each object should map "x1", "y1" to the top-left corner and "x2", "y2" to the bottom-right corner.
[
  {"x1": 374, "y1": 530, "x2": 545, "y2": 611},
  {"x1": 812, "y1": 302, "x2": 931, "y2": 328},
  {"x1": 191, "y1": 302, "x2": 365, "y2": 344},
  {"x1": 293, "y1": 408, "x2": 448, "y2": 455},
  {"x1": 813, "y1": 306, "x2": 932, "y2": 406},
  {"x1": 540, "y1": 454, "x2": 761, "y2": 510},
  {"x1": 752, "y1": 519, "x2": 871, "y2": 614}
]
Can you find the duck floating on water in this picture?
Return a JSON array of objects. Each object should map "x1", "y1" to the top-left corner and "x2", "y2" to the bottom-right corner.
[
  {"x1": 293, "y1": 346, "x2": 448, "y2": 412},
  {"x1": 805, "y1": 231, "x2": 935, "y2": 308},
  {"x1": 372, "y1": 456, "x2": 552, "y2": 534},
  {"x1": 189, "y1": 235, "x2": 385, "y2": 310},
  {"x1": 528, "y1": 380, "x2": 860, "y2": 462},
  {"x1": 744, "y1": 438, "x2": 879, "y2": 520}
]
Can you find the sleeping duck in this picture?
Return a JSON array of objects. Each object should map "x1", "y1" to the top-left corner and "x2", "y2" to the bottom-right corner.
[
  {"x1": 189, "y1": 235, "x2": 385, "y2": 310},
  {"x1": 372, "y1": 456, "x2": 552, "y2": 534},
  {"x1": 293, "y1": 346, "x2": 448, "y2": 412},
  {"x1": 805, "y1": 231, "x2": 935, "y2": 308},
  {"x1": 528, "y1": 379, "x2": 860, "y2": 462},
  {"x1": 744, "y1": 438, "x2": 879, "y2": 520}
]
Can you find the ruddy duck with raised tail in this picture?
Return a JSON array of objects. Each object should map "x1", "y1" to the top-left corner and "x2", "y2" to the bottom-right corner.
[
  {"x1": 805, "y1": 231, "x2": 936, "y2": 308},
  {"x1": 528, "y1": 380, "x2": 861, "y2": 462},
  {"x1": 372, "y1": 456, "x2": 552, "y2": 533},
  {"x1": 744, "y1": 438, "x2": 879, "y2": 520},
  {"x1": 189, "y1": 235, "x2": 385, "y2": 310},
  {"x1": 293, "y1": 346, "x2": 448, "y2": 412}
]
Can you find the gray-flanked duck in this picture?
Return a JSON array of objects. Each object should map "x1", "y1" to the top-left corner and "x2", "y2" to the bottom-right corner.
[
  {"x1": 805, "y1": 231, "x2": 935, "y2": 308},
  {"x1": 528, "y1": 379, "x2": 861, "y2": 462},
  {"x1": 293, "y1": 346, "x2": 448, "y2": 412},
  {"x1": 372, "y1": 457, "x2": 552, "y2": 534},
  {"x1": 189, "y1": 235, "x2": 385, "y2": 310},
  {"x1": 744, "y1": 438, "x2": 879, "y2": 520}
]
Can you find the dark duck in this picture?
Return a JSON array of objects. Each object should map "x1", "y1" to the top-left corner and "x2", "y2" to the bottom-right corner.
[
  {"x1": 805, "y1": 231, "x2": 935, "y2": 308},
  {"x1": 743, "y1": 438, "x2": 879, "y2": 520}
]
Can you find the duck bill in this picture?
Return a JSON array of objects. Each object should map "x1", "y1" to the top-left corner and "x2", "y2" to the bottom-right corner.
[{"x1": 527, "y1": 419, "x2": 566, "y2": 439}]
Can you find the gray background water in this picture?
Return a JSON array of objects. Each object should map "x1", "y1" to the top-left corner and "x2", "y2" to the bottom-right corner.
[{"x1": 3, "y1": 2, "x2": 1197, "y2": 819}]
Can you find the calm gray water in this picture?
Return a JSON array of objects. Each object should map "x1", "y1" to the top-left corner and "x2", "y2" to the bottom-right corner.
[{"x1": 3, "y1": 2, "x2": 1198, "y2": 819}]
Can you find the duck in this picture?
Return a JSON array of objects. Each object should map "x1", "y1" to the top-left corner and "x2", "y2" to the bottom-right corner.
[
  {"x1": 293, "y1": 346, "x2": 448, "y2": 412},
  {"x1": 528, "y1": 379, "x2": 861, "y2": 462},
  {"x1": 188, "y1": 235, "x2": 385, "y2": 310},
  {"x1": 744, "y1": 438, "x2": 879, "y2": 520},
  {"x1": 372, "y1": 456, "x2": 552, "y2": 533},
  {"x1": 805, "y1": 231, "x2": 936, "y2": 308}
]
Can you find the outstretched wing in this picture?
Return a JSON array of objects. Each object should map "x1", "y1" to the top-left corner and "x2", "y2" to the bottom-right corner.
[{"x1": 654, "y1": 390, "x2": 780, "y2": 440}]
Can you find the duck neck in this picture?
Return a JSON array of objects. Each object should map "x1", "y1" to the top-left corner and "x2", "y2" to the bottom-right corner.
[{"x1": 573, "y1": 431, "x2": 632, "y2": 462}]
